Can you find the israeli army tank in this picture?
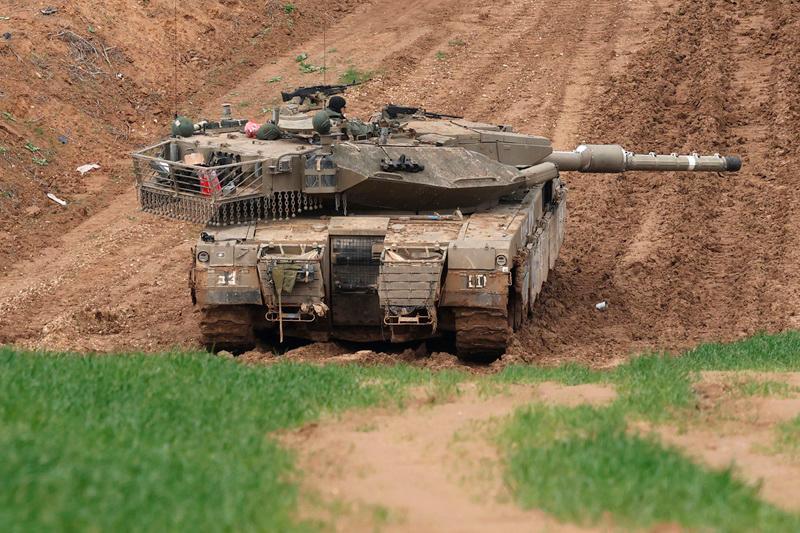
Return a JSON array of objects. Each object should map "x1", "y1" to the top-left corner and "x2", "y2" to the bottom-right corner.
[{"x1": 132, "y1": 87, "x2": 741, "y2": 360}]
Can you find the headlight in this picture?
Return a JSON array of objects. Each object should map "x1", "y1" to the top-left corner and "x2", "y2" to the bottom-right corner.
[
  {"x1": 495, "y1": 254, "x2": 508, "y2": 267},
  {"x1": 197, "y1": 251, "x2": 210, "y2": 263}
]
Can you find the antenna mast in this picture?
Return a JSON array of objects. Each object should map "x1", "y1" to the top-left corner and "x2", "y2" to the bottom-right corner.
[
  {"x1": 172, "y1": 0, "x2": 178, "y2": 118},
  {"x1": 322, "y1": 24, "x2": 327, "y2": 85}
]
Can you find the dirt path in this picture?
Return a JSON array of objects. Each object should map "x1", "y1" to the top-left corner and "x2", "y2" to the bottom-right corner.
[{"x1": 284, "y1": 383, "x2": 615, "y2": 531}]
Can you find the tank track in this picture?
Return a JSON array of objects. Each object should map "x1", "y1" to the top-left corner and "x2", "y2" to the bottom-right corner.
[
  {"x1": 454, "y1": 308, "x2": 510, "y2": 361},
  {"x1": 199, "y1": 305, "x2": 257, "y2": 352}
]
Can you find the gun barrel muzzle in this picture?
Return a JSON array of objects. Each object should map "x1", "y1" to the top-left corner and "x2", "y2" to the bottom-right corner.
[{"x1": 545, "y1": 144, "x2": 741, "y2": 173}]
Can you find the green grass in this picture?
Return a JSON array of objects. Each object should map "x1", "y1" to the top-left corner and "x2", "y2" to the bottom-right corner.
[
  {"x1": 737, "y1": 379, "x2": 798, "y2": 398},
  {"x1": 494, "y1": 361, "x2": 601, "y2": 385},
  {"x1": 4, "y1": 332, "x2": 799, "y2": 531},
  {"x1": 680, "y1": 331, "x2": 800, "y2": 371},
  {"x1": 0, "y1": 348, "x2": 463, "y2": 532},
  {"x1": 502, "y1": 405, "x2": 799, "y2": 531},
  {"x1": 498, "y1": 331, "x2": 800, "y2": 530},
  {"x1": 776, "y1": 417, "x2": 800, "y2": 456},
  {"x1": 338, "y1": 65, "x2": 373, "y2": 85}
]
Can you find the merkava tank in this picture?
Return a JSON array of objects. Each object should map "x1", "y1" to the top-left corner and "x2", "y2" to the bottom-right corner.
[{"x1": 132, "y1": 86, "x2": 741, "y2": 360}]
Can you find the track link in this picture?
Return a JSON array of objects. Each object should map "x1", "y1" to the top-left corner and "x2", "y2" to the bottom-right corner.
[
  {"x1": 454, "y1": 308, "x2": 510, "y2": 362},
  {"x1": 199, "y1": 305, "x2": 257, "y2": 352}
]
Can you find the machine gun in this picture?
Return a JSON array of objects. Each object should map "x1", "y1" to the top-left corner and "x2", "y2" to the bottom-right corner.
[
  {"x1": 280, "y1": 83, "x2": 359, "y2": 103},
  {"x1": 383, "y1": 104, "x2": 463, "y2": 120}
]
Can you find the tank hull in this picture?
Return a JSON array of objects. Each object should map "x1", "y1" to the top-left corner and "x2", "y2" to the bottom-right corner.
[{"x1": 191, "y1": 181, "x2": 566, "y2": 359}]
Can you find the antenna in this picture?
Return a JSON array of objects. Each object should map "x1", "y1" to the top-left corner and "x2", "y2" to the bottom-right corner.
[
  {"x1": 172, "y1": 0, "x2": 178, "y2": 118},
  {"x1": 322, "y1": 24, "x2": 327, "y2": 85}
]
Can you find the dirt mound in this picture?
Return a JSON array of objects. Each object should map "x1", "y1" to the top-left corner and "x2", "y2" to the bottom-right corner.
[
  {"x1": 512, "y1": 0, "x2": 800, "y2": 364},
  {"x1": 0, "y1": 0, "x2": 358, "y2": 271},
  {"x1": 0, "y1": 0, "x2": 359, "y2": 348},
  {"x1": 240, "y1": 343, "x2": 473, "y2": 372}
]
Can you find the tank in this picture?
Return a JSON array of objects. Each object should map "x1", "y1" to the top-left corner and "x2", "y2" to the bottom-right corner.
[{"x1": 132, "y1": 90, "x2": 741, "y2": 360}]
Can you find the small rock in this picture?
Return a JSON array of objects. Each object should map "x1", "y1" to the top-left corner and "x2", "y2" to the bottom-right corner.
[
  {"x1": 217, "y1": 350, "x2": 234, "y2": 359},
  {"x1": 24, "y1": 206, "x2": 41, "y2": 217}
]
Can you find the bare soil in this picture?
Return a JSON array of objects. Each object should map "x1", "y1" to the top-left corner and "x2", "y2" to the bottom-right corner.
[
  {"x1": 281, "y1": 382, "x2": 613, "y2": 531},
  {"x1": 1, "y1": 0, "x2": 799, "y2": 359}
]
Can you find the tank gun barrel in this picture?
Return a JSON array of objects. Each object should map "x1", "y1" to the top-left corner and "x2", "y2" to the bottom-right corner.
[{"x1": 544, "y1": 144, "x2": 741, "y2": 173}]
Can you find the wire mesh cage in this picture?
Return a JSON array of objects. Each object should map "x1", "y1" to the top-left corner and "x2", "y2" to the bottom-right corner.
[{"x1": 132, "y1": 140, "x2": 322, "y2": 224}]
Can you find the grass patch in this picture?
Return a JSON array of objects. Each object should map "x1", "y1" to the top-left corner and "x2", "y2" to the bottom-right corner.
[
  {"x1": 502, "y1": 405, "x2": 799, "y2": 531},
  {"x1": 435, "y1": 50, "x2": 447, "y2": 61},
  {"x1": 498, "y1": 332, "x2": 800, "y2": 530},
  {"x1": 737, "y1": 379, "x2": 798, "y2": 398},
  {"x1": 776, "y1": 416, "x2": 800, "y2": 457},
  {"x1": 494, "y1": 362, "x2": 602, "y2": 385},
  {"x1": 0, "y1": 349, "x2": 462, "y2": 531},
  {"x1": 295, "y1": 52, "x2": 326, "y2": 74},
  {"x1": 609, "y1": 353, "x2": 695, "y2": 421},
  {"x1": 680, "y1": 331, "x2": 800, "y2": 371},
  {"x1": 338, "y1": 65, "x2": 373, "y2": 85}
]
